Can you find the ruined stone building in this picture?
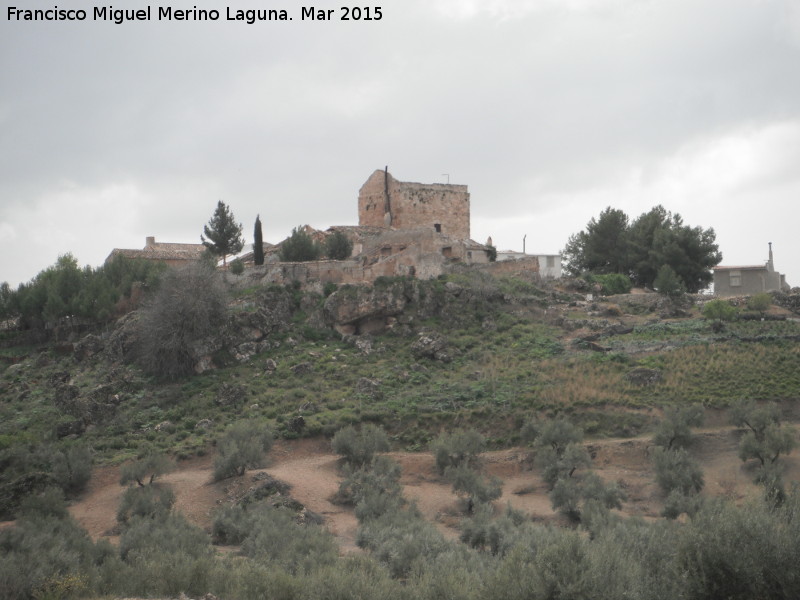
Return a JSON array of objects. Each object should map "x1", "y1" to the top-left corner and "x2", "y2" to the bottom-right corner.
[
  {"x1": 713, "y1": 243, "x2": 791, "y2": 296},
  {"x1": 232, "y1": 169, "x2": 540, "y2": 286},
  {"x1": 358, "y1": 168, "x2": 471, "y2": 240},
  {"x1": 105, "y1": 236, "x2": 206, "y2": 267}
]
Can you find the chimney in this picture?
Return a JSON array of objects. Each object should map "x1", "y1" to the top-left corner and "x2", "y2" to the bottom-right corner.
[
  {"x1": 768, "y1": 242, "x2": 774, "y2": 271},
  {"x1": 145, "y1": 236, "x2": 155, "y2": 248}
]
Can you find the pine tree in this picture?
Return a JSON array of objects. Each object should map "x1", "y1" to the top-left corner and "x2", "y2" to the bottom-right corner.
[
  {"x1": 253, "y1": 215, "x2": 264, "y2": 266},
  {"x1": 201, "y1": 201, "x2": 244, "y2": 266}
]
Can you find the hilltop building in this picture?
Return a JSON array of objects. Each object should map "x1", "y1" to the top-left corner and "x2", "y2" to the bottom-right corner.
[
  {"x1": 105, "y1": 236, "x2": 205, "y2": 267},
  {"x1": 713, "y1": 243, "x2": 790, "y2": 296}
]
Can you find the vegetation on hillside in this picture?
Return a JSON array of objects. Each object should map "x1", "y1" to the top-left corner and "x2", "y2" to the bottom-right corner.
[{"x1": 1, "y1": 258, "x2": 800, "y2": 599}]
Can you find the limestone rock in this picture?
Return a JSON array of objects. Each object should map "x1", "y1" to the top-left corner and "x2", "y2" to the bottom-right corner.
[{"x1": 411, "y1": 332, "x2": 452, "y2": 362}]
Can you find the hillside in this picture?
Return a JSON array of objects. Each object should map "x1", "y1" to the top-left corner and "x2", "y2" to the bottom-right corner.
[{"x1": 2, "y1": 271, "x2": 800, "y2": 600}]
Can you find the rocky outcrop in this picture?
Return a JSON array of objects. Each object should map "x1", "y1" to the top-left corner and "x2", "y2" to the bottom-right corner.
[
  {"x1": 323, "y1": 282, "x2": 411, "y2": 335},
  {"x1": 411, "y1": 331, "x2": 452, "y2": 362}
]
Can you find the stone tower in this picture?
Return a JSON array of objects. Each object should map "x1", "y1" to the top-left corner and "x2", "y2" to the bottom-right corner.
[{"x1": 358, "y1": 169, "x2": 471, "y2": 240}]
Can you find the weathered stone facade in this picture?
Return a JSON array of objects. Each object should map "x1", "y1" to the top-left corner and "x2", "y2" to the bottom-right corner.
[
  {"x1": 106, "y1": 236, "x2": 205, "y2": 267},
  {"x1": 358, "y1": 169, "x2": 471, "y2": 240}
]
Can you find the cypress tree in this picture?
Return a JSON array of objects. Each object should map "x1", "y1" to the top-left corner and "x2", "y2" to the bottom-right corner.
[{"x1": 253, "y1": 215, "x2": 264, "y2": 266}]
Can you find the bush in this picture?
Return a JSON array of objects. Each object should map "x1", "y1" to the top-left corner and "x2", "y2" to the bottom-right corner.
[
  {"x1": 652, "y1": 404, "x2": 704, "y2": 451},
  {"x1": 279, "y1": 226, "x2": 321, "y2": 262},
  {"x1": 49, "y1": 444, "x2": 92, "y2": 496},
  {"x1": 18, "y1": 486, "x2": 69, "y2": 519},
  {"x1": 431, "y1": 429, "x2": 485, "y2": 475},
  {"x1": 119, "y1": 512, "x2": 211, "y2": 560},
  {"x1": 213, "y1": 421, "x2": 273, "y2": 480},
  {"x1": 587, "y1": 273, "x2": 632, "y2": 295},
  {"x1": 653, "y1": 264, "x2": 685, "y2": 298},
  {"x1": 747, "y1": 292, "x2": 771, "y2": 314},
  {"x1": 0, "y1": 512, "x2": 114, "y2": 600},
  {"x1": 331, "y1": 424, "x2": 389, "y2": 469},
  {"x1": 134, "y1": 261, "x2": 228, "y2": 379},
  {"x1": 212, "y1": 504, "x2": 252, "y2": 545},
  {"x1": 119, "y1": 451, "x2": 174, "y2": 487},
  {"x1": 446, "y1": 464, "x2": 503, "y2": 513},
  {"x1": 116, "y1": 484, "x2": 176, "y2": 524},
  {"x1": 652, "y1": 447, "x2": 704, "y2": 496},
  {"x1": 239, "y1": 505, "x2": 338, "y2": 575},
  {"x1": 702, "y1": 299, "x2": 737, "y2": 322},
  {"x1": 356, "y1": 506, "x2": 453, "y2": 578},
  {"x1": 230, "y1": 258, "x2": 245, "y2": 275},
  {"x1": 324, "y1": 230, "x2": 354, "y2": 260},
  {"x1": 550, "y1": 472, "x2": 624, "y2": 523},
  {"x1": 334, "y1": 455, "x2": 403, "y2": 518}
]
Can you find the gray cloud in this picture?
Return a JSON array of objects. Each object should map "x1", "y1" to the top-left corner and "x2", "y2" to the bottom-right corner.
[{"x1": 2, "y1": 0, "x2": 799, "y2": 286}]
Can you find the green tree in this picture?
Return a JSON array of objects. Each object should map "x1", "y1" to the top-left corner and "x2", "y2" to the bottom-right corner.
[
  {"x1": 120, "y1": 451, "x2": 175, "y2": 487},
  {"x1": 431, "y1": 429, "x2": 486, "y2": 475},
  {"x1": 279, "y1": 226, "x2": 321, "y2": 262},
  {"x1": 564, "y1": 205, "x2": 721, "y2": 292},
  {"x1": 134, "y1": 261, "x2": 228, "y2": 379},
  {"x1": 213, "y1": 421, "x2": 273, "y2": 480},
  {"x1": 332, "y1": 424, "x2": 390, "y2": 468},
  {"x1": 653, "y1": 264, "x2": 685, "y2": 298},
  {"x1": 562, "y1": 207, "x2": 629, "y2": 276},
  {"x1": 653, "y1": 404, "x2": 704, "y2": 451},
  {"x1": 747, "y1": 292, "x2": 771, "y2": 316},
  {"x1": 702, "y1": 299, "x2": 738, "y2": 330},
  {"x1": 324, "y1": 230, "x2": 354, "y2": 260},
  {"x1": 201, "y1": 200, "x2": 244, "y2": 266},
  {"x1": 253, "y1": 214, "x2": 265, "y2": 266}
]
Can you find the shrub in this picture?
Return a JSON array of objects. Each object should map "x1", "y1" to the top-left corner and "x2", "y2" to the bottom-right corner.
[
  {"x1": 588, "y1": 273, "x2": 632, "y2": 295},
  {"x1": 324, "y1": 230, "x2": 354, "y2": 260},
  {"x1": 50, "y1": 444, "x2": 92, "y2": 496},
  {"x1": 240, "y1": 505, "x2": 338, "y2": 575},
  {"x1": 747, "y1": 292, "x2": 771, "y2": 314},
  {"x1": 279, "y1": 227, "x2": 321, "y2": 262},
  {"x1": 446, "y1": 464, "x2": 503, "y2": 513},
  {"x1": 116, "y1": 484, "x2": 175, "y2": 524},
  {"x1": 431, "y1": 429, "x2": 485, "y2": 475},
  {"x1": 331, "y1": 424, "x2": 389, "y2": 469},
  {"x1": 134, "y1": 261, "x2": 228, "y2": 379},
  {"x1": 334, "y1": 455, "x2": 403, "y2": 517},
  {"x1": 550, "y1": 472, "x2": 624, "y2": 522},
  {"x1": 18, "y1": 486, "x2": 69, "y2": 519},
  {"x1": 652, "y1": 447, "x2": 704, "y2": 496},
  {"x1": 119, "y1": 512, "x2": 211, "y2": 560},
  {"x1": 230, "y1": 258, "x2": 245, "y2": 275},
  {"x1": 213, "y1": 421, "x2": 273, "y2": 480},
  {"x1": 653, "y1": 264, "x2": 685, "y2": 298},
  {"x1": 0, "y1": 513, "x2": 113, "y2": 600},
  {"x1": 119, "y1": 451, "x2": 174, "y2": 487},
  {"x1": 652, "y1": 404, "x2": 704, "y2": 451},
  {"x1": 702, "y1": 299, "x2": 737, "y2": 322},
  {"x1": 356, "y1": 506, "x2": 452, "y2": 578},
  {"x1": 212, "y1": 504, "x2": 252, "y2": 545}
]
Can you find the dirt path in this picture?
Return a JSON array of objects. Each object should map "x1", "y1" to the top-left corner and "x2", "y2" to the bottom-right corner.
[{"x1": 66, "y1": 427, "x2": 793, "y2": 552}]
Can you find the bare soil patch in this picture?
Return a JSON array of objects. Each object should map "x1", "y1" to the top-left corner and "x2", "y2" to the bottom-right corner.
[{"x1": 67, "y1": 427, "x2": 796, "y2": 552}]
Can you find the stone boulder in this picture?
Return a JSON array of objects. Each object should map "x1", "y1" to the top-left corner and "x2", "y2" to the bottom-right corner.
[
  {"x1": 411, "y1": 332, "x2": 452, "y2": 362},
  {"x1": 73, "y1": 334, "x2": 104, "y2": 361},
  {"x1": 626, "y1": 367, "x2": 663, "y2": 386},
  {"x1": 215, "y1": 383, "x2": 247, "y2": 408}
]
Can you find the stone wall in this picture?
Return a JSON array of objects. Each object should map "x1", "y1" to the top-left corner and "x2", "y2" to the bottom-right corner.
[{"x1": 358, "y1": 170, "x2": 471, "y2": 240}]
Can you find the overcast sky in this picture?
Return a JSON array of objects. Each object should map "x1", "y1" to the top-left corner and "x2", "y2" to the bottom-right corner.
[{"x1": 2, "y1": 0, "x2": 799, "y2": 288}]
